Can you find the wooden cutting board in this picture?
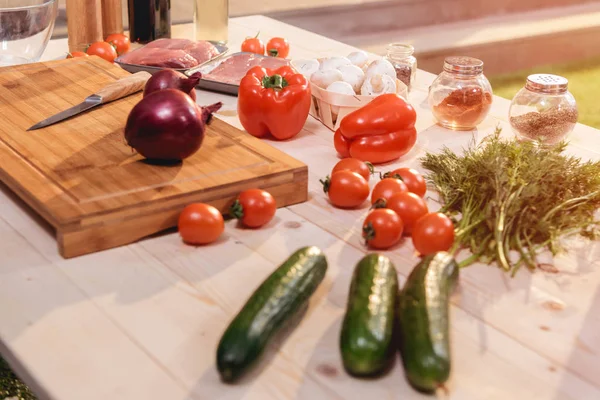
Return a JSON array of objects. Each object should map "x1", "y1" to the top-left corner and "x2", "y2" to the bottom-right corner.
[{"x1": 0, "y1": 56, "x2": 308, "y2": 258}]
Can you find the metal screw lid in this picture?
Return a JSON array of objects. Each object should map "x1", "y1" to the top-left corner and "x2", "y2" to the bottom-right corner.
[
  {"x1": 443, "y1": 56, "x2": 484, "y2": 75},
  {"x1": 526, "y1": 74, "x2": 568, "y2": 94}
]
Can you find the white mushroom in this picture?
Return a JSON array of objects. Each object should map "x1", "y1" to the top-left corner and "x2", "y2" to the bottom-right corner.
[
  {"x1": 310, "y1": 69, "x2": 343, "y2": 89},
  {"x1": 326, "y1": 81, "x2": 356, "y2": 122},
  {"x1": 326, "y1": 81, "x2": 356, "y2": 95},
  {"x1": 319, "y1": 56, "x2": 352, "y2": 71},
  {"x1": 364, "y1": 58, "x2": 397, "y2": 81},
  {"x1": 292, "y1": 58, "x2": 320, "y2": 79},
  {"x1": 361, "y1": 74, "x2": 397, "y2": 96},
  {"x1": 347, "y1": 50, "x2": 369, "y2": 68},
  {"x1": 337, "y1": 64, "x2": 365, "y2": 94}
]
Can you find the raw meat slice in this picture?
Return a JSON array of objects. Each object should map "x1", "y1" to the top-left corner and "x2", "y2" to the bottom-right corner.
[
  {"x1": 119, "y1": 48, "x2": 198, "y2": 69},
  {"x1": 204, "y1": 53, "x2": 290, "y2": 85},
  {"x1": 117, "y1": 39, "x2": 219, "y2": 68},
  {"x1": 144, "y1": 38, "x2": 193, "y2": 49},
  {"x1": 184, "y1": 41, "x2": 220, "y2": 64}
]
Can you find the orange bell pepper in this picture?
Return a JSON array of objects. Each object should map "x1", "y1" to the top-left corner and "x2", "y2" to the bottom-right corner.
[
  {"x1": 334, "y1": 94, "x2": 417, "y2": 164},
  {"x1": 238, "y1": 65, "x2": 311, "y2": 140}
]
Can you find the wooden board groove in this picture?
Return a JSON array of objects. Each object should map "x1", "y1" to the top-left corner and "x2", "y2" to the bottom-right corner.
[{"x1": 0, "y1": 57, "x2": 307, "y2": 258}]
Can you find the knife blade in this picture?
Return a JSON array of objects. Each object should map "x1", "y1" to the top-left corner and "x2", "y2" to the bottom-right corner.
[{"x1": 27, "y1": 71, "x2": 152, "y2": 131}]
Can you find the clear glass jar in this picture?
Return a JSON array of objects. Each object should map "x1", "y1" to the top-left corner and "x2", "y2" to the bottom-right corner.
[
  {"x1": 509, "y1": 74, "x2": 578, "y2": 146},
  {"x1": 384, "y1": 43, "x2": 417, "y2": 91},
  {"x1": 428, "y1": 56, "x2": 493, "y2": 130}
]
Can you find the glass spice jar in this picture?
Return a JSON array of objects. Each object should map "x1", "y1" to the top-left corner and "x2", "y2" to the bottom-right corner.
[
  {"x1": 509, "y1": 74, "x2": 578, "y2": 146},
  {"x1": 428, "y1": 56, "x2": 493, "y2": 130},
  {"x1": 384, "y1": 43, "x2": 417, "y2": 91}
]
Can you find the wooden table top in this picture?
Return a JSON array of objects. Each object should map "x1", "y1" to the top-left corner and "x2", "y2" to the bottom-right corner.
[{"x1": 1, "y1": 15, "x2": 600, "y2": 400}]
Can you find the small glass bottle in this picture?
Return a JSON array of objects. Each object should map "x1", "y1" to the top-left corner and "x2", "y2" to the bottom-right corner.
[
  {"x1": 194, "y1": 0, "x2": 229, "y2": 44},
  {"x1": 384, "y1": 43, "x2": 417, "y2": 91},
  {"x1": 428, "y1": 56, "x2": 493, "y2": 130},
  {"x1": 128, "y1": 0, "x2": 171, "y2": 44},
  {"x1": 509, "y1": 74, "x2": 578, "y2": 146}
]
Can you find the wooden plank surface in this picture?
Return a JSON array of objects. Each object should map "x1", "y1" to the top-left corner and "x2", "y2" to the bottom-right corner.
[
  {"x1": 1, "y1": 15, "x2": 600, "y2": 400},
  {"x1": 0, "y1": 57, "x2": 307, "y2": 257}
]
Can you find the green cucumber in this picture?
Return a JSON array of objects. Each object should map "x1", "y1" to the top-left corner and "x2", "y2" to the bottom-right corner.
[
  {"x1": 340, "y1": 253, "x2": 398, "y2": 376},
  {"x1": 398, "y1": 251, "x2": 458, "y2": 393},
  {"x1": 216, "y1": 246, "x2": 327, "y2": 382}
]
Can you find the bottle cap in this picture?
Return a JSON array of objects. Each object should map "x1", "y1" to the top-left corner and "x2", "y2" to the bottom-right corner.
[
  {"x1": 526, "y1": 74, "x2": 568, "y2": 94},
  {"x1": 443, "y1": 56, "x2": 484, "y2": 75}
]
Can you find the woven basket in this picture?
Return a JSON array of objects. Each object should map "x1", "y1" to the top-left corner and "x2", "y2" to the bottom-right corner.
[{"x1": 309, "y1": 80, "x2": 408, "y2": 131}]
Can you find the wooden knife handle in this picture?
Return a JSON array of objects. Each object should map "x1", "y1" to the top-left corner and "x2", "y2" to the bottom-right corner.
[{"x1": 95, "y1": 71, "x2": 152, "y2": 103}]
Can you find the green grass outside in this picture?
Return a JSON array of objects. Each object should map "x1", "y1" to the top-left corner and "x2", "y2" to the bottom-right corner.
[
  {"x1": 489, "y1": 57, "x2": 600, "y2": 129},
  {"x1": 1, "y1": 57, "x2": 600, "y2": 400}
]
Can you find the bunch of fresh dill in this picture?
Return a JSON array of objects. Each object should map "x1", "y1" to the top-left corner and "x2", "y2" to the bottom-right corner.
[{"x1": 420, "y1": 127, "x2": 600, "y2": 275}]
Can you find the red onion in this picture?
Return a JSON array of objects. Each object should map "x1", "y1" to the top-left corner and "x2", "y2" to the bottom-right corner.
[
  {"x1": 143, "y1": 70, "x2": 202, "y2": 101},
  {"x1": 125, "y1": 88, "x2": 222, "y2": 161}
]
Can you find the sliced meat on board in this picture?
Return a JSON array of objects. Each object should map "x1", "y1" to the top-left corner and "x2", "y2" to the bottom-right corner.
[
  {"x1": 204, "y1": 53, "x2": 290, "y2": 85},
  {"x1": 118, "y1": 39, "x2": 219, "y2": 68}
]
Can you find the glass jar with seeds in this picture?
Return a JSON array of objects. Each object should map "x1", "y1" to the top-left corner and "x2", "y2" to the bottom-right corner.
[
  {"x1": 384, "y1": 43, "x2": 417, "y2": 91},
  {"x1": 509, "y1": 74, "x2": 578, "y2": 146}
]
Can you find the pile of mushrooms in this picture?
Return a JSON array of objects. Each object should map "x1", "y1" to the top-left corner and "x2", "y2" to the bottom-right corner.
[{"x1": 294, "y1": 51, "x2": 404, "y2": 97}]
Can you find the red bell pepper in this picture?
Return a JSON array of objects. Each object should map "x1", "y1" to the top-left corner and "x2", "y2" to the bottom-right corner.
[
  {"x1": 238, "y1": 65, "x2": 311, "y2": 140},
  {"x1": 334, "y1": 94, "x2": 417, "y2": 164}
]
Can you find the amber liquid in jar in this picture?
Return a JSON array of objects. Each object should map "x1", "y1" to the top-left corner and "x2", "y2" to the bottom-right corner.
[
  {"x1": 194, "y1": 0, "x2": 228, "y2": 43},
  {"x1": 428, "y1": 56, "x2": 493, "y2": 130}
]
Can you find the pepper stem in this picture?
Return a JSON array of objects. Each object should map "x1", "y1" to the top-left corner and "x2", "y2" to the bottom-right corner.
[
  {"x1": 262, "y1": 74, "x2": 288, "y2": 90},
  {"x1": 229, "y1": 199, "x2": 244, "y2": 220}
]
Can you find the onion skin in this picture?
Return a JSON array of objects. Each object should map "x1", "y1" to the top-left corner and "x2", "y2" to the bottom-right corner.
[
  {"x1": 125, "y1": 89, "x2": 222, "y2": 161},
  {"x1": 143, "y1": 70, "x2": 202, "y2": 101}
]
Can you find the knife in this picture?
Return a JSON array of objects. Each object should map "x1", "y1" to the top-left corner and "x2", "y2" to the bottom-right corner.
[{"x1": 27, "y1": 71, "x2": 152, "y2": 131}]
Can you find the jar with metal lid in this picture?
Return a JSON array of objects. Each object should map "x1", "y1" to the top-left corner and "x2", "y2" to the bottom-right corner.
[
  {"x1": 428, "y1": 56, "x2": 493, "y2": 130},
  {"x1": 384, "y1": 43, "x2": 417, "y2": 91},
  {"x1": 509, "y1": 74, "x2": 578, "y2": 146}
]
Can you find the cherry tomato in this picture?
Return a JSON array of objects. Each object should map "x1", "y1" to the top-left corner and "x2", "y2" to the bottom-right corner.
[
  {"x1": 105, "y1": 33, "x2": 131, "y2": 55},
  {"x1": 231, "y1": 189, "x2": 276, "y2": 228},
  {"x1": 241, "y1": 33, "x2": 265, "y2": 55},
  {"x1": 371, "y1": 178, "x2": 408, "y2": 205},
  {"x1": 266, "y1": 37, "x2": 290, "y2": 58},
  {"x1": 363, "y1": 209, "x2": 404, "y2": 249},
  {"x1": 178, "y1": 203, "x2": 224, "y2": 245},
  {"x1": 331, "y1": 158, "x2": 373, "y2": 181},
  {"x1": 67, "y1": 51, "x2": 88, "y2": 58},
  {"x1": 86, "y1": 41, "x2": 118, "y2": 63},
  {"x1": 412, "y1": 212, "x2": 455, "y2": 255},
  {"x1": 384, "y1": 167, "x2": 427, "y2": 197},
  {"x1": 387, "y1": 192, "x2": 429, "y2": 235},
  {"x1": 321, "y1": 171, "x2": 369, "y2": 209}
]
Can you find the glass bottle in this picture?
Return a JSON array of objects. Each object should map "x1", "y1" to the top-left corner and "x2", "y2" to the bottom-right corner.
[
  {"x1": 384, "y1": 43, "x2": 416, "y2": 91},
  {"x1": 194, "y1": 0, "x2": 229, "y2": 44},
  {"x1": 128, "y1": 0, "x2": 171, "y2": 44},
  {"x1": 508, "y1": 74, "x2": 578, "y2": 146},
  {"x1": 428, "y1": 56, "x2": 493, "y2": 130}
]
